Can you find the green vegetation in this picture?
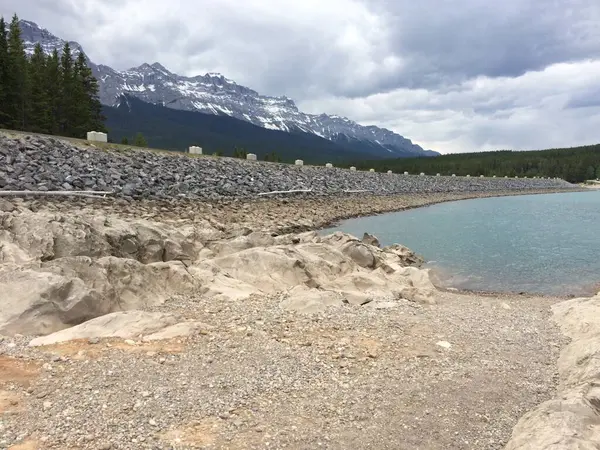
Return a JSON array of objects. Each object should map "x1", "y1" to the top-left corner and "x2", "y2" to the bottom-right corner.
[
  {"x1": 348, "y1": 145, "x2": 600, "y2": 183},
  {"x1": 133, "y1": 132, "x2": 147, "y2": 147},
  {"x1": 0, "y1": 14, "x2": 105, "y2": 137}
]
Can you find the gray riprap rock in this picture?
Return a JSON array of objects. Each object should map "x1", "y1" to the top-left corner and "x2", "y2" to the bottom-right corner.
[{"x1": 0, "y1": 134, "x2": 576, "y2": 202}]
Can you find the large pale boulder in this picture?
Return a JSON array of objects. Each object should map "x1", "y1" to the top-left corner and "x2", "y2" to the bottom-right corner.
[
  {"x1": 0, "y1": 257, "x2": 195, "y2": 336},
  {"x1": 210, "y1": 247, "x2": 319, "y2": 293},
  {"x1": 0, "y1": 269, "x2": 108, "y2": 336},
  {"x1": 340, "y1": 241, "x2": 377, "y2": 269},
  {"x1": 280, "y1": 286, "x2": 343, "y2": 314},
  {"x1": 28, "y1": 311, "x2": 182, "y2": 346}
]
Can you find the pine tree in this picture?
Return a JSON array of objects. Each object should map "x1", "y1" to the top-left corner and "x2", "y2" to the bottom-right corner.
[
  {"x1": 74, "y1": 52, "x2": 105, "y2": 134},
  {"x1": 27, "y1": 43, "x2": 50, "y2": 132},
  {"x1": 121, "y1": 137, "x2": 129, "y2": 144},
  {"x1": 7, "y1": 14, "x2": 29, "y2": 130},
  {"x1": 0, "y1": 17, "x2": 10, "y2": 127},
  {"x1": 45, "y1": 49, "x2": 61, "y2": 134},
  {"x1": 59, "y1": 42, "x2": 76, "y2": 135},
  {"x1": 134, "y1": 132, "x2": 147, "y2": 147}
]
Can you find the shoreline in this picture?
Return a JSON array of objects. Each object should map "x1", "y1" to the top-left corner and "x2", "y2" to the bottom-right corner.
[{"x1": 0, "y1": 188, "x2": 595, "y2": 449}]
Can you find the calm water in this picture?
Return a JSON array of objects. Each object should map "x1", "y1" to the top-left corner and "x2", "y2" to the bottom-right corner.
[{"x1": 325, "y1": 191, "x2": 600, "y2": 296}]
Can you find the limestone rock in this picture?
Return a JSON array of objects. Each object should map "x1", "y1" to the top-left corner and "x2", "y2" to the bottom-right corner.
[
  {"x1": 280, "y1": 286, "x2": 343, "y2": 314},
  {"x1": 362, "y1": 232, "x2": 380, "y2": 248},
  {"x1": 28, "y1": 311, "x2": 182, "y2": 346}
]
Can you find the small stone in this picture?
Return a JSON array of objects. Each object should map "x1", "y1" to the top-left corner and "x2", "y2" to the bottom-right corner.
[
  {"x1": 88, "y1": 337, "x2": 100, "y2": 344},
  {"x1": 124, "y1": 339, "x2": 136, "y2": 345},
  {"x1": 43, "y1": 401, "x2": 53, "y2": 410},
  {"x1": 141, "y1": 391, "x2": 151, "y2": 398},
  {"x1": 436, "y1": 341, "x2": 452, "y2": 350},
  {"x1": 149, "y1": 419, "x2": 157, "y2": 426}
]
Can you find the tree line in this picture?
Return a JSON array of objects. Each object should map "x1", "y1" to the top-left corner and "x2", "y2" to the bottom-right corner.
[
  {"x1": 0, "y1": 14, "x2": 105, "y2": 137},
  {"x1": 349, "y1": 145, "x2": 600, "y2": 183}
]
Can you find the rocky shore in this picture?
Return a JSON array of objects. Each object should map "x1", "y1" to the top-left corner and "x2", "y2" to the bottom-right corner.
[{"x1": 0, "y1": 133, "x2": 596, "y2": 449}]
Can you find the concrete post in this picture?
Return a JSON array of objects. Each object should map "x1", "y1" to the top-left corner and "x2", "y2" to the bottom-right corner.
[
  {"x1": 403, "y1": 171, "x2": 409, "y2": 175},
  {"x1": 295, "y1": 159, "x2": 304, "y2": 166},
  {"x1": 246, "y1": 153, "x2": 257, "y2": 161},
  {"x1": 188, "y1": 146, "x2": 203, "y2": 155},
  {"x1": 369, "y1": 168, "x2": 375, "y2": 172},
  {"x1": 420, "y1": 172, "x2": 425, "y2": 176},
  {"x1": 350, "y1": 166, "x2": 356, "y2": 171},
  {"x1": 436, "y1": 173, "x2": 440, "y2": 176},
  {"x1": 387, "y1": 170, "x2": 392, "y2": 174},
  {"x1": 325, "y1": 163, "x2": 333, "y2": 168}
]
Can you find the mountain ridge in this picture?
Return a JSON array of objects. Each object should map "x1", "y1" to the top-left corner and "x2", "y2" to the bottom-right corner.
[{"x1": 17, "y1": 19, "x2": 439, "y2": 158}]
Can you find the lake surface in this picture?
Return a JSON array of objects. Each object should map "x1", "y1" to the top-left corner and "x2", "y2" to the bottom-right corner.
[{"x1": 324, "y1": 190, "x2": 600, "y2": 296}]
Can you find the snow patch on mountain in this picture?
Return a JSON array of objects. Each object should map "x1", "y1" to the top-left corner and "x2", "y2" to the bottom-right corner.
[{"x1": 18, "y1": 19, "x2": 439, "y2": 157}]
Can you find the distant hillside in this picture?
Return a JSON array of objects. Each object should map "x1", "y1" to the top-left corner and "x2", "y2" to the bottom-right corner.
[
  {"x1": 348, "y1": 145, "x2": 600, "y2": 183},
  {"x1": 103, "y1": 95, "x2": 394, "y2": 163}
]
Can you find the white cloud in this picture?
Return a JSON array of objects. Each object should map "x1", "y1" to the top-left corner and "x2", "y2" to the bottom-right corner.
[
  {"x1": 299, "y1": 60, "x2": 600, "y2": 153},
  {"x1": 1, "y1": 0, "x2": 600, "y2": 154}
]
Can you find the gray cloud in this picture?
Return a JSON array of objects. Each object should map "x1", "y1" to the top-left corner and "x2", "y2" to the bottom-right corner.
[{"x1": 1, "y1": 0, "x2": 600, "y2": 153}]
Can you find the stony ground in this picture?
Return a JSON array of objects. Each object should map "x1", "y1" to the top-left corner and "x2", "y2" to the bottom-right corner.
[
  {"x1": 0, "y1": 194, "x2": 574, "y2": 449},
  {"x1": 0, "y1": 288, "x2": 565, "y2": 450}
]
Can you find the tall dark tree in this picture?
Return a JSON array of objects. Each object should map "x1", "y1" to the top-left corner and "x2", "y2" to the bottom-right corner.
[
  {"x1": 45, "y1": 49, "x2": 61, "y2": 134},
  {"x1": 27, "y1": 43, "x2": 50, "y2": 132},
  {"x1": 74, "y1": 51, "x2": 105, "y2": 133},
  {"x1": 6, "y1": 14, "x2": 29, "y2": 129},
  {"x1": 58, "y1": 41, "x2": 76, "y2": 135},
  {"x1": 0, "y1": 17, "x2": 10, "y2": 127}
]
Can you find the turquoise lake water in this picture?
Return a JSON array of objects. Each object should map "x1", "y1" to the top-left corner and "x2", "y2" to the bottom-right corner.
[{"x1": 324, "y1": 190, "x2": 600, "y2": 296}]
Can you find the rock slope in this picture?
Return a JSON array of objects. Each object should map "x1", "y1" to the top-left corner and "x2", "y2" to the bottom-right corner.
[{"x1": 0, "y1": 134, "x2": 575, "y2": 201}]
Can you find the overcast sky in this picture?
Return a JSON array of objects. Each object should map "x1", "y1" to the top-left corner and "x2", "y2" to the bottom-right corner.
[{"x1": 2, "y1": 0, "x2": 600, "y2": 153}]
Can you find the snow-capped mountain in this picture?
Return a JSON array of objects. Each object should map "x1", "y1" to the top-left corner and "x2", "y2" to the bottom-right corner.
[{"x1": 19, "y1": 19, "x2": 439, "y2": 158}]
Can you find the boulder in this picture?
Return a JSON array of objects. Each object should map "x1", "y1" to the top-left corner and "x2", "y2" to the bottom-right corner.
[
  {"x1": 0, "y1": 257, "x2": 195, "y2": 336},
  {"x1": 142, "y1": 321, "x2": 214, "y2": 341},
  {"x1": 0, "y1": 269, "x2": 109, "y2": 336},
  {"x1": 340, "y1": 241, "x2": 377, "y2": 269},
  {"x1": 280, "y1": 286, "x2": 343, "y2": 314},
  {"x1": 362, "y1": 232, "x2": 380, "y2": 247},
  {"x1": 28, "y1": 311, "x2": 182, "y2": 346}
]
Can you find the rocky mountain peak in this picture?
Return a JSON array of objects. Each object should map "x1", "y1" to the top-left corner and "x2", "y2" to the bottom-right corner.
[{"x1": 17, "y1": 18, "x2": 439, "y2": 158}]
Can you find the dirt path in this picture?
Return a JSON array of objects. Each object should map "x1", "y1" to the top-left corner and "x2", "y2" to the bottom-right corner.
[{"x1": 1, "y1": 290, "x2": 564, "y2": 449}]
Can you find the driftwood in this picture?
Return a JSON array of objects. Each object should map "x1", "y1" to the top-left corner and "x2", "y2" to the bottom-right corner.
[
  {"x1": 257, "y1": 189, "x2": 313, "y2": 196},
  {"x1": 0, "y1": 190, "x2": 114, "y2": 198}
]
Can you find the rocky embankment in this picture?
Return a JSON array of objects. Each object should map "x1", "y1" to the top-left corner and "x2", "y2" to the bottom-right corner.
[{"x1": 0, "y1": 133, "x2": 576, "y2": 200}]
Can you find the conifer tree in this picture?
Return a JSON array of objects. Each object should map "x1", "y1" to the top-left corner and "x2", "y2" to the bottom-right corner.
[
  {"x1": 45, "y1": 49, "x2": 61, "y2": 134},
  {"x1": 27, "y1": 43, "x2": 50, "y2": 132},
  {"x1": 75, "y1": 51, "x2": 105, "y2": 133},
  {"x1": 59, "y1": 41, "x2": 75, "y2": 135},
  {"x1": 134, "y1": 132, "x2": 147, "y2": 147},
  {"x1": 7, "y1": 14, "x2": 29, "y2": 129},
  {"x1": 0, "y1": 17, "x2": 9, "y2": 127}
]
